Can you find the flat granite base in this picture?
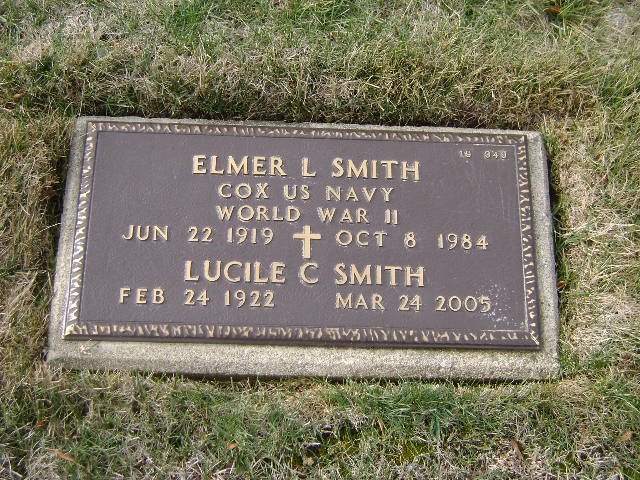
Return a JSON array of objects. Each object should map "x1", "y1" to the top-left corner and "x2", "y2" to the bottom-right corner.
[{"x1": 47, "y1": 117, "x2": 560, "y2": 380}]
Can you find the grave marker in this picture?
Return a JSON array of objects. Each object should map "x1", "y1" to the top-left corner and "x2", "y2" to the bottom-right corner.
[{"x1": 48, "y1": 117, "x2": 560, "y2": 379}]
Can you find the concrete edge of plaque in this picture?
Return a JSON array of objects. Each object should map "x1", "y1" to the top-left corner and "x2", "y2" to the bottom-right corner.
[{"x1": 47, "y1": 116, "x2": 561, "y2": 380}]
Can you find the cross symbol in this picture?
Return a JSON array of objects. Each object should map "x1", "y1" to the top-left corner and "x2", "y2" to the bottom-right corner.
[{"x1": 292, "y1": 225, "x2": 322, "y2": 259}]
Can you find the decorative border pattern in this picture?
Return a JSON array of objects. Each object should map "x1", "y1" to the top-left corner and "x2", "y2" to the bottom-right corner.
[
  {"x1": 63, "y1": 120, "x2": 540, "y2": 349},
  {"x1": 516, "y1": 142, "x2": 540, "y2": 345},
  {"x1": 64, "y1": 323, "x2": 536, "y2": 348},
  {"x1": 64, "y1": 121, "x2": 97, "y2": 329}
]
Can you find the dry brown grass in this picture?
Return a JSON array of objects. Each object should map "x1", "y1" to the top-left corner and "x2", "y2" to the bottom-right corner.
[{"x1": 1, "y1": 0, "x2": 639, "y2": 478}]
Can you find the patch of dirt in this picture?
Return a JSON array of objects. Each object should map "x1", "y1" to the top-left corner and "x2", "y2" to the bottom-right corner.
[
  {"x1": 570, "y1": 307, "x2": 637, "y2": 359},
  {"x1": 604, "y1": 6, "x2": 638, "y2": 40},
  {"x1": 13, "y1": 21, "x2": 59, "y2": 63},
  {"x1": 557, "y1": 142, "x2": 598, "y2": 229},
  {"x1": 13, "y1": 9, "x2": 99, "y2": 64}
]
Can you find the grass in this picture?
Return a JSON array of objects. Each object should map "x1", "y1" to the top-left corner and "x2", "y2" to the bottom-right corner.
[{"x1": 1, "y1": 0, "x2": 639, "y2": 477}]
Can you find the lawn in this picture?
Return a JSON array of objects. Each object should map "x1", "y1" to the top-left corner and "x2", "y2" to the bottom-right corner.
[{"x1": 1, "y1": 0, "x2": 639, "y2": 478}]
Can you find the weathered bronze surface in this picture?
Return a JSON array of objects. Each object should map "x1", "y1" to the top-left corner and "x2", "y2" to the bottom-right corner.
[{"x1": 62, "y1": 120, "x2": 540, "y2": 349}]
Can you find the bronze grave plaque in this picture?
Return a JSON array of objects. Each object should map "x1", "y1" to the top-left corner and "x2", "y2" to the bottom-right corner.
[{"x1": 48, "y1": 118, "x2": 560, "y2": 378}]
